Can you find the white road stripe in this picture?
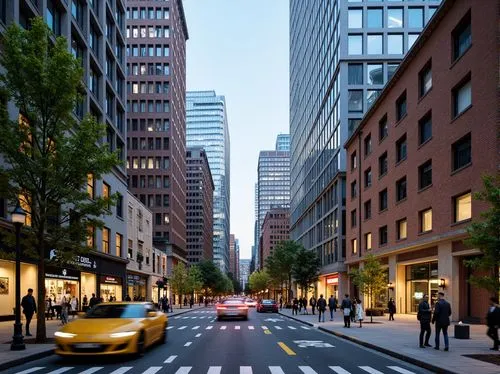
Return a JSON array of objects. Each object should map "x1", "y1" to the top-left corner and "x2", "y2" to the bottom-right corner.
[
  {"x1": 174, "y1": 368, "x2": 192, "y2": 374},
  {"x1": 207, "y1": 367, "x2": 222, "y2": 374},
  {"x1": 387, "y1": 367, "x2": 416, "y2": 374},
  {"x1": 182, "y1": 317, "x2": 189, "y2": 319},
  {"x1": 167, "y1": 326, "x2": 174, "y2": 330},
  {"x1": 240, "y1": 367, "x2": 253, "y2": 374},
  {"x1": 269, "y1": 367, "x2": 286, "y2": 374},
  {"x1": 220, "y1": 325, "x2": 227, "y2": 330},
  {"x1": 178, "y1": 326, "x2": 187, "y2": 330},
  {"x1": 77, "y1": 368, "x2": 104, "y2": 374},
  {"x1": 274, "y1": 326, "x2": 282, "y2": 330},
  {"x1": 235, "y1": 325, "x2": 241, "y2": 330},
  {"x1": 299, "y1": 367, "x2": 318, "y2": 374},
  {"x1": 184, "y1": 341, "x2": 192, "y2": 346},
  {"x1": 329, "y1": 367, "x2": 351, "y2": 374},
  {"x1": 164, "y1": 355, "x2": 177, "y2": 363},
  {"x1": 141, "y1": 367, "x2": 162, "y2": 374},
  {"x1": 301, "y1": 326, "x2": 310, "y2": 330},
  {"x1": 192, "y1": 326, "x2": 200, "y2": 330},
  {"x1": 261, "y1": 326, "x2": 268, "y2": 329},
  {"x1": 195, "y1": 333, "x2": 202, "y2": 337},
  {"x1": 191, "y1": 317, "x2": 197, "y2": 319},
  {"x1": 14, "y1": 368, "x2": 45, "y2": 374},
  {"x1": 359, "y1": 367, "x2": 384, "y2": 374},
  {"x1": 206, "y1": 325, "x2": 214, "y2": 330},
  {"x1": 288, "y1": 326, "x2": 297, "y2": 330},
  {"x1": 200, "y1": 316, "x2": 206, "y2": 319},
  {"x1": 248, "y1": 325, "x2": 255, "y2": 330},
  {"x1": 174, "y1": 316, "x2": 181, "y2": 319},
  {"x1": 109, "y1": 369, "x2": 133, "y2": 374},
  {"x1": 47, "y1": 368, "x2": 74, "y2": 374}
]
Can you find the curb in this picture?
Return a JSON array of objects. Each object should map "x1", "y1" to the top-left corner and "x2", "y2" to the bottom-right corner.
[{"x1": 279, "y1": 311, "x2": 456, "y2": 374}]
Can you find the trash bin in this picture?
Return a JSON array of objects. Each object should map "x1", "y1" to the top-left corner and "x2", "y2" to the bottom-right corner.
[{"x1": 454, "y1": 324, "x2": 470, "y2": 339}]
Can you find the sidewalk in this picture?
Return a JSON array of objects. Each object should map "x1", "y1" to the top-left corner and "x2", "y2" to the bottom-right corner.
[
  {"x1": 0, "y1": 304, "x2": 206, "y2": 371},
  {"x1": 279, "y1": 308, "x2": 499, "y2": 374}
]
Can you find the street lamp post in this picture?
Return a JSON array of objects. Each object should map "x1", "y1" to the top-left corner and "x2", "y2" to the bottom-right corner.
[{"x1": 11, "y1": 202, "x2": 26, "y2": 351}]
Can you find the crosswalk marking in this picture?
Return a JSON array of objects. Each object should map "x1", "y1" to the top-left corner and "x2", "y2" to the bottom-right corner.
[
  {"x1": 268, "y1": 367, "x2": 286, "y2": 374},
  {"x1": 206, "y1": 325, "x2": 213, "y2": 330},
  {"x1": 275, "y1": 326, "x2": 282, "y2": 330},
  {"x1": 299, "y1": 366, "x2": 318, "y2": 374},
  {"x1": 301, "y1": 326, "x2": 310, "y2": 330},
  {"x1": 220, "y1": 325, "x2": 227, "y2": 330},
  {"x1": 174, "y1": 368, "x2": 192, "y2": 374},
  {"x1": 178, "y1": 326, "x2": 187, "y2": 330},
  {"x1": 359, "y1": 367, "x2": 384, "y2": 374},
  {"x1": 248, "y1": 326, "x2": 255, "y2": 330},
  {"x1": 174, "y1": 316, "x2": 181, "y2": 319},
  {"x1": 235, "y1": 325, "x2": 241, "y2": 330},
  {"x1": 141, "y1": 367, "x2": 162, "y2": 374},
  {"x1": 240, "y1": 367, "x2": 253, "y2": 374},
  {"x1": 109, "y1": 368, "x2": 133, "y2": 374},
  {"x1": 47, "y1": 368, "x2": 74, "y2": 374},
  {"x1": 207, "y1": 367, "x2": 222, "y2": 374},
  {"x1": 182, "y1": 317, "x2": 189, "y2": 319},
  {"x1": 261, "y1": 325, "x2": 268, "y2": 329},
  {"x1": 329, "y1": 367, "x2": 351, "y2": 374},
  {"x1": 14, "y1": 368, "x2": 45, "y2": 374},
  {"x1": 77, "y1": 368, "x2": 104, "y2": 374},
  {"x1": 167, "y1": 326, "x2": 174, "y2": 330},
  {"x1": 196, "y1": 333, "x2": 202, "y2": 337},
  {"x1": 288, "y1": 326, "x2": 297, "y2": 330},
  {"x1": 192, "y1": 325, "x2": 200, "y2": 330},
  {"x1": 164, "y1": 355, "x2": 178, "y2": 363},
  {"x1": 387, "y1": 367, "x2": 416, "y2": 374},
  {"x1": 184, "y1": 341, "x2": 193, "y2": 346},
  {"x1": 191, "y1": 317, "x2": 197, "y2": 319}
]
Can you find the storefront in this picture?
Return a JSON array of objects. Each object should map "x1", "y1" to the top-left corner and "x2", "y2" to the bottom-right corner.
[
  {"x1": 99, "y1": 275, "x2": 123, "y2": 302},
  {"x1": 325, "y1": 274, "x2": 339, "y2": 299},
  {"x1": 127, "y1": 273, "x2": 147, "y2": 301},
  {"x1": 406, "y1": 261, "x2": 439, "y2": 313},
  {"x1": 45, "y1": 266, "x2": 80, "y2": 307}
]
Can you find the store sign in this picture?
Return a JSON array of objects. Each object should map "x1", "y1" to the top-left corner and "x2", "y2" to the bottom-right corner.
[
  {"x1": 45, "y1": 266, "x2": 80, "y2": 281},
  {"x1": 127, "y1": 274, "x2": 146, "y2": 286},
  {"x1": 100, "y1": 276, "x2": 122, "y2": 285},
  {"x1": 326, "y1": 275, "x2": 339, "y2": 285},
  {"x1": 49, "y1": 249, "x2": 98, "y2": 270}
]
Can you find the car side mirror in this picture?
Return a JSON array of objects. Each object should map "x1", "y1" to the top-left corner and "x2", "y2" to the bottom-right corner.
[{"x1": 147, "y1": 311, "x2": 157, "y2": 318}]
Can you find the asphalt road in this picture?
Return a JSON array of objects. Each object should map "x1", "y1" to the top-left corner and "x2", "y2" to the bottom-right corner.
[{"x1": 3, "y1": 307, "x2": 432, "y2": 374}]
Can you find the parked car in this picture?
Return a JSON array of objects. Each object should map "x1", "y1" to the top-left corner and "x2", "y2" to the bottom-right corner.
[
  {"x1": 256, "y1": 299, "x2": 278, "y2": 313},
  {"x1": 245, "y1": 298, "x2": 257, "y2": 307}
]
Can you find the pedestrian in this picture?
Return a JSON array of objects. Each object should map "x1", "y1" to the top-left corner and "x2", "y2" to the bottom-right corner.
[
  {"x1": 189, "y1": 297, "x2": 194, "y2": 309},
  {"x1": 341, "y1": 294, "x2": 352, "y2": 328},
  {"x1": 388, "y1": 297, "x2": 396, "y2": 321},
  {"x1": 125, "y1": 294, "x2": 131, "y2": 301},
  {"x1": 432, "y1": 291, "x2": 451, "y2": 351},
  {"x1": 184, "y1": 296, "x2": 188, "y2": 306},
  {"x1": 292, "y1": 297, "x2": 299, "y2": 315},
  {"x1": 82, "y1": 295, "x2": 88, "y2": 312},
  {"x1": 317, "y1": 294, "x2": 327, "y2": 322},
  {"x1": 70, "y1": 296, "x2": 78, "y2": 318},
  {"x1": 302, "y1": 297, "x2": 308, "y2": 315},
  {"x1": 60, "y1": 296, "x2": 69, "y2": 325},
  {"x1": 279, "y1": 296, "x2": 283, "y2": 310},
  {"x1": 350, "y1": 298, "x2": 357, "y2": 323},
  {"x1": 309, "y1": 296, "x2": 317, "y2": 315},
  {"x1": 328, "y1": 294, "x2": 337, "y2": 321},
  {"x1": 45, "y1": 297, "x2": 53, "y2": 320},
  {"x1": 418, "y1": 294, "x2": 433, "y2": 348},
  {"x1": 486, "y1": 297, "x2": 500, "y2": 351},
  {"x1": 89, "y1": 293, "x2": 98, "y2": 308},
  {"x1": 21, "y1": 288, "x2": 37, "y2": 336},
  {"x1": 356, "y1": 299, "x2": 364, "y2": 328}
]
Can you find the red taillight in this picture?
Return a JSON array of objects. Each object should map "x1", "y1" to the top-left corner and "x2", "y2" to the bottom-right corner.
[{"x1": 217, "y1": 306, "x2": 227, "y2": 310}]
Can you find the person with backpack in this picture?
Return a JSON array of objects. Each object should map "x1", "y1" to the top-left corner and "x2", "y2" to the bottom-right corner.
[{"x1": 309, "y1": 296, "x2": 317, "y2": 315}]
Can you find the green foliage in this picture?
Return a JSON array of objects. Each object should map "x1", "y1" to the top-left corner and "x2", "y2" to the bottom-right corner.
[
  {"x1": 292, "y1": 247, "x2": 321, "y2": 296},
  {"x1": 464, "y1": 174, "x2": 500, "y2": 293},
  {"x1": 170, "y1": 263, "x2": 189, "y2": 303},
  {"x1": 0, "y1": 18, "x2": 120, "y2": 342},
  {"x1": 248, "y1": 270, "x2": 270, "y2": 293},
  {"x1": 265, "y1": 240, "x2": 300, "y2": 301},
  {"x1": 186, "y1": 265, "x2": 204, "y2": 295}
]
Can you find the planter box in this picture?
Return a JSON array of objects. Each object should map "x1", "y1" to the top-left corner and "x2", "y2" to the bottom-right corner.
[{"x1": 454, "y1": 324, "x2": 470, "y2": 339}]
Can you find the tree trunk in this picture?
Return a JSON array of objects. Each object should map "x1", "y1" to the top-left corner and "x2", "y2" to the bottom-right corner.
[{"x1": 370, "y1": 289, "x2": 373, "y2": 323}]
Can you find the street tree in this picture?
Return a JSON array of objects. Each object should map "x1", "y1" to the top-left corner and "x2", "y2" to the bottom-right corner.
[
  {"x1": 265, "y1": 240, "x2": 299, "y2": 303},
  {"x1": 187, "y1": 265, "x2": 204, "y2": 297},
  {"x1": 464, "y1": 175, "x2": 500, "y2": 293},
  {"x1": 198, "y1": 260, "x2": 223, "y2": 296},
  {"x1": 292, "y1": 246, "x2": 321, "y2": 298},
  {"x1": 0, "y1": 18, "x2": 120, "y2": 342},
  {"x1": 349, "y1": 254, "x2": 387, "y2": 323},
  {"x1": 248, "y1": 270, "x2": 270, "y2": 294},
  {"x1": 170, "y1": 263, "x2": 189, "y2": 307}
]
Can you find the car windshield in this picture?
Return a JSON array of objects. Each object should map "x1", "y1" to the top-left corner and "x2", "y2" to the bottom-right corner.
[
  {"x1": 85, "y1": 304, "x2": 147, "y2": 319},
  {"x1": 262, "y1": 300, "x2": 275, "y2": 304}
]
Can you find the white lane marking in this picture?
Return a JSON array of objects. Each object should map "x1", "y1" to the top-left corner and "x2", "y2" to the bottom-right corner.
[
  {"x1": 195, "y1": 333, "x2": 202, "y2": 337},
  {"x1": 164, "y1": 355, "x2": 177, "y2": 363},
  {"x1": 261, "y1": 325, "x2": 268, "y2": 329},
  {"x1": 207, "y1": 367, "x2": 222, "y2": 374},
  {"x1": 182, "y1": 317, "x2": 189, "y2": 319},
  {"x1": 301, "y1": 326, "x2": 310, "y2": 330},
  {"x1": 174, "y1": 316, "x2": 181, "y2": 319},
  {"x1": 14, "y1": 369, "x2": 45, "y2": 374},
  {"x1": 248, "y1": 325, "x2": 255, "y2": 330},
  {"x1": 192, "y1": 326, "x2": 200, "y2": 330},
  {"x1": 274, "y1": 326, "x2": 283, "y2": 330},
  {"x1": 178, "y1": 326, "x2": 187, "y2": 330},
  {"x1": 191, "y1": 317, "x2": 197, "y2": 319},
  {"x1": 269, "y1": 367, "x2": 286, "y2": 374},
  {"x1": 184, "y1": 341, "x2": 192, "y2": 346},
  {"x1": 47, "y1": 369, "x2": 74, "y2": 374},
  {"x1": 288, "y1": 326, "x2": 297, "y2": 330},
  {"x1": 220, "y1": 325, "x2": 227, "y2": 330},
  {"x1": 174, "y1": 368, "x2": 192, "y2": 374},
  {"x1": 299, "y1": 367, "x2": 318, "y2": 374},
  {"x1": 109, "y1": 369, "x2": 133, "y2": 374},
  {"x1": 78, "y1": 368, "x2": 104, "y2": 374},
  {"x1": 200, "y1": 316, "x2": 206, "y2": 319},
  {"x1": 387, "y1": 367, "x2": 416, "y2": 374},
  {"x1": 141, "y1": 367, "x2": 162, "y2": 374},
  {"x1": 240, "y1": 367, "x2": 253, "y2": 374},
  {"x1": 329, "y1": 367, "x2": 351, "y2": 374},
  {"x1": 167, "y1": 326, "x2": 174, "y2": 330},
  {"x1": 206, "y1": 325, "x2": 214, "y2": 330},
  {"x1": 359, "y1": 367, "x2": 384, "y2": 374},
  {"x1": 235, "y1": 325, "x2": 241, "y2": 330}
]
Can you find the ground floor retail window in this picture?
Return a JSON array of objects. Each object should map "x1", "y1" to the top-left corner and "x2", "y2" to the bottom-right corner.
[
  {"x1": 45, "y1": 279, "x2": 79, "y2": 306},
  {"x1": 406, "y1": 261, "x2": 439, "y2": 313},
  {"x1": 80, "y1": 272, "x2": 96, "y2": 305},
  {"x1": 100, "y1": 284, "x2": 122, "y2": 302}
]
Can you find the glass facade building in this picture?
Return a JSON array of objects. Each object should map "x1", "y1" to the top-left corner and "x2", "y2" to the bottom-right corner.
[
  {"x1": 289, "y1": 0, "x2": 441, "y2": 293},
  {"x1": 186, "y1": 91, "x2": 230, "y2": 273},
  {"x1": 276, "y1": 134, "x2": 291, "y2": 151}
]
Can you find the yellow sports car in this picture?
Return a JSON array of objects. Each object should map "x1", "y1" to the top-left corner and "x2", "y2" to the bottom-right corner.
[{"x1": 54, "y1": 302, "x2": 168, "y2": 356}]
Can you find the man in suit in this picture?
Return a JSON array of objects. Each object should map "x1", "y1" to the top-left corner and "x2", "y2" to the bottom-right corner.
[
  {"x1": 432, "y1": 291, "x2": 451, "y2": 351},
  {"x1": 486, "y1": 297, "x2": 500, "y2": 351},
  {"x1": 21, "y1": 288, "x2": 37, "y2": 336},
  {"x1": 341, "y1": 294, "x2": 352, "y2": 328},
  {"x1": 418, "y1": 294, "x2": 432, "y2": 348}
]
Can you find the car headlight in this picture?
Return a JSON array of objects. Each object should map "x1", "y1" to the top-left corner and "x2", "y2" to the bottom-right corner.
[
  {"x1": 55, "y1": 332, "x2": 76, "y2": 338},
  {"x1": 110, "y1": 331, "x2": 137, "y2": 338}
]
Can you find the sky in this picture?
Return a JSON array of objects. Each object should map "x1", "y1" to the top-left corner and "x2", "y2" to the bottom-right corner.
[{"x1": 183, "y1": 1, "x2": 290, "y2": 259}]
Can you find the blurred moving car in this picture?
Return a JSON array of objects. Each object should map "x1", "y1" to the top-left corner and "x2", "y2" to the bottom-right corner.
[
  {"x1": 216, "y1": 298, "x2": 249, "y2": 320},
  {"x1": 256, "y1": 299, "x2": 278, "y2": 313},
  {"x1": 245, "y1": 298, "x2": 257, "y2": 307},
  {"x1": 54, "y1": 302, "x2": 167, "y2": 356}
]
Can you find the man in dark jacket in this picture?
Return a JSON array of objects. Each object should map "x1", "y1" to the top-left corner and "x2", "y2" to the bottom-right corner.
[
  {"x1": 317, "y1": 294, "x2": 327, "y2": 322},
  {"x1": 487, "y1": 297, "x2": 500, "y2": 351},
  {"x1": 341, "y1": 294, "x2": 352, "y2": 328},
  {"x1": 89, "y1": 293, "x2": 99, "y2": 308},
  {"x1": 21, "y1": 288, "x2": 37, "y2": 336},
  {"x1": 418, "y1": 294, "x2": 432, "y2": 348},
  {"x1": 309, "y1": 296, "x2": 317, "y2": 315},
  {"x1": 432, "y1": 292, "x2": 451, "y2": 351},
  {"x1": 328, "y1": 295, "x2": 337, "y2": 321}
]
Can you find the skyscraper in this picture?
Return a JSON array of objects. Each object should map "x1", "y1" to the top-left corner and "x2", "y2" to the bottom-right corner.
[
  {"x1": 289, "y1": 0, "x2": 441, "y2": 296},
  {"x1": 126, "y1": 0, "x2": 189, "y2": 269},
  {"x1": 186, "y1": 91, "x2": 230, "y2": 273},
  {"x1": 275, "y1": 134, "x2": 291, "y2": 151}
]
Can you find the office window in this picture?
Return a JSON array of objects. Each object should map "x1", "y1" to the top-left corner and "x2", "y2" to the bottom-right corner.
[
  {"x1": 420, "y1": 208, "x2": 432, "y2": 232},
  {"x1": 351, "y1": 209, "x2": 357, "y2": 228},
  {"x1": 367, "y1": 90, "x2": 381, "y2": 109},
  {"x1": 351, "y1": 151, "x2": 357, "y2": 170},
  {"x1": 47, "y1": 0, "x2": 61, "y2": 35},
  {"x1": 396, "y1": 91, "x2": 407, "y2": 121},
  {"x1": 364, "y1": 200, "x2": 372, "y2": 220},
  {"x1": 397, "y1": 218, "x2": 407, "y2": 240},
  {"x1": 452, "y1": 12, "x2": 471, "y2": 61},
  {"x1": 454, "y1": 192, "x2": 471, "y2": 223},
  {"x1": 351, "y1": 239, "x2": 357, "y2": 254},
  {"x1": 116, "y1": 193, "x2": 123, "y2": 218},
  {"x1": 367, "y1": 64, "x2": 383, "y2": 85},
  {"x1": 396, "y1": 176, "x2": 407, "y2": 202},
  {"x1": 115, "y1": 233, "x2": 122, "y2": 257},
  {"x1": 348, "y1": 90, "x2": 363, "y2": 112},
  {"x1": 419, "y1": 62, "x2": 432, "y2": 97},
  {"x1": 408, "y1": 33, "x2": 419, "y2": 49},
  {"x1": 103, "y1": 182, "x2": 110, "y2": 209},
  {"x1": 387, "y1": 8, "x2": 403, "y2": 28},
  {"x1": 367, "y1": 34, "x2": 383, "y2": 55},
  {"x1": 388, "y1": 64, "x2": 399, "y2": 81},
  {"x1": 351, "y1": 180, "x2": 357, "y2": 199},
  {"x1": 367, "y1": 8, "x2": 383, "y2": 28},
  {"x1": 388, "y1": 34, "x2": 403, "y2": 54},
  {"x1": 364, "y1": 168, "x2": 372, "y2": 188},
  {"x1": 419, "y1": 160, "x2": 432, "y2": 189},
  {"x1": 379, "y1": 152, "x2": 388, "y2": 176},
  {"x1": 419, "y1": 112, "x2": 432, "y2": 145},
  {"x1": 453, "y1": 77, "x2": 471, "y2": 117},
  {"x1": 396, "y1": 134, "x2": 407, "y2": 163},
  {"x1": 87, "y1": 226, "x2": 95, "y2": 248},
  {"x1": 379, "y1": 116, "x2": 388, "y2": 141},
  {"x1": 408, "y1": 7, "x2": 423, "y2": 28},
  {"x1": 452, "y1": 133, "x2": 471, "y2": 171},
  {"x1": 365, "y1": 233, "x2": 372, "y2": 251},
  {"x1": 102, "y1": 227, "x2": 110, "y2": 254},
  {"x1": 348, "y1": 9, "x2": 363, "y2": 28},
  {"x1": 87, "y1": 173, "x2": 95, "y2": 199},
  {"x1": 379, "y1": 189, "x2": 388, "y2": 211},
  {"x1": 348, "y1": 64, "x2": 363, "y2": 85},
  {"x1": 348, "y1": 35, "x2": 363, "y2": 55},
  {"x1": 364, "y1": 134, "x2": 372, "y2": 156},
  {"x1": 379, "y1": 226, "x2": 388, "y2": 245}
]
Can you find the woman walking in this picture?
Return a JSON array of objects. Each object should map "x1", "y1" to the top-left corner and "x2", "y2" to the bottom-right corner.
[{"x1": 356, "y1": 299, "x2": 364, "y2": 328}]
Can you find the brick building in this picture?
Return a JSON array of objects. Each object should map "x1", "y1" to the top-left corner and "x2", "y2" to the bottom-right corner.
[
  {"x1": 259, "y1": 209, "x2": 290, "y2": 270},
  {"x1": 345, "y1": 0, "x2": 497, "y2": 322}
]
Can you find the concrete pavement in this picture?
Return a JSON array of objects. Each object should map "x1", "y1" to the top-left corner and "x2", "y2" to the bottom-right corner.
[{"x1": 279, "y1": 307, "x2": 500, "y2": 374}]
